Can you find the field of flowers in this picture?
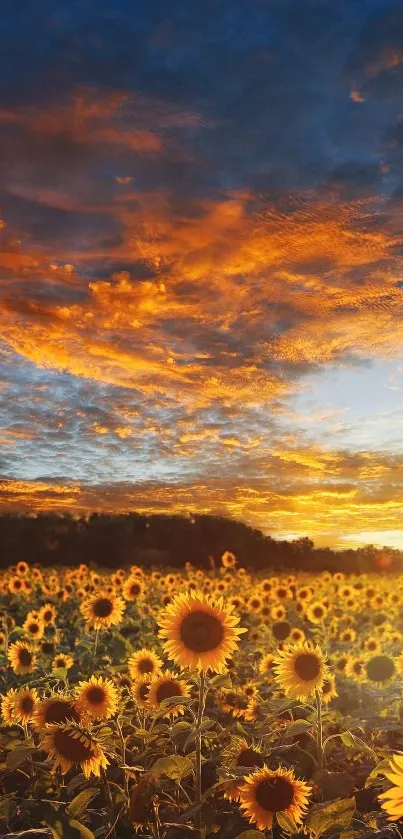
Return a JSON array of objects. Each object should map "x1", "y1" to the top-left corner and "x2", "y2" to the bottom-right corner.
[{"x1": 1, "y1": 552, "x2": 403, "y2": 839}]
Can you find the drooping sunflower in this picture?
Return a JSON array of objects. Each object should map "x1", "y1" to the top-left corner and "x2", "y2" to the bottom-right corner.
[
  {"x1": 378, "y1": 753, "x2": 403, "y2": 820},
  {"x1": 80, "y1": 591, "x2": 126, "y2": 630},
  {"x1": 1, "y1": 689, "x2": 18, "y2": 725},
  {"x1": 223, "y1": 737, "x2": 265, "y2": 801},
  {"x1": 273, "y1": 642, "x2": 328, "y2": 700},
  {"x1": 147, "y1": 670, "x2": 191, "y2": 718},
  {"x1": 158, "y1": 590, "x2": 247, "y2": 673},
  {"x1": 75, "y1": 676, "x2": 119, "y2": 721},
  {"x1": 239, "y1": 765, "x2": 311, "y2": 831},
  {"x1": 364, "y1": 654, "x2": 396, "y2": 684},
  {"x1": 52, "y1": 653, "x2": 74, "y2": 672},
  {"x1": 8, "y1": 641, "x2": 37, "y2": 675},
  {"x1": 13, "y1": 687, "x2": 39, "y2": 724},
  {"x1": 272, "y1": 621, "x2": 292, "y2": 642},
  {"x1": 132, "y1": 675, "x2": 152, "y2": 709},
  {"x1": 122, "y1": 576, "x2": 146, "y2": 602},
  {"x1": 33, "y1": 694, "x2": 82, "y2": 730},
  {"x1": 320, "y1": 674, "x2": 338, "y2": 704},
  {"x1": 128, "y1": 648, "x2": 163, "y2": 680},
  {"x1": 40, "y1": 722, "x2": 109, "y2": 778}
]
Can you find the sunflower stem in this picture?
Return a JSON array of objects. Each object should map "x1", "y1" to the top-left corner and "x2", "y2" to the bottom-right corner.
[
  {"x1": 195, "y1": 671, "x2": 206, "y2": 833},
  {"x1": 315, "y1": 689, "x2": 324, "y2": 769}
]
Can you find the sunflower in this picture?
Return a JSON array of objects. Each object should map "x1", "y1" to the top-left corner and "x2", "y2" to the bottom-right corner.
[
  {"x1": 345, "y1": 656, "x2": 366, "y2": 682},
  {"x1": 378, "y1": 753, "x2": 403, "y2": 820},
  {"x1": 333, "y1": 654, "x2": 350, "y2": 675},
  {"x1": 271, "y1": 604, "x2": 286, "y2": 621},
  {"x1": 239, "y1": 765, "x2": 311, "y2": 830},
  {"x1": 363, "y1": 636, "x2": 382, "y2": 655},
  {"x1": 158, "y1": 590, "x2": 247, "y2": 673},
  {"x1": 132, "y1": 675, "x2": 152, "y2": 709},
  {"x1": 320, "y1": 674, "x2": 338, "y2": 704},
  {"x1": 9, "y1": 576, "x2": 25, "y2": 595},
  {"x1": 223, "y1": 738, "x2": 265, "y2": 801},
  {"x1": 16, "y1": 561, "x2": 29, "y2": 576},
  {"x1": 244, "y1": 680, "x2": 259, "y2": 701},
  {"x1": 1, "y1": 689, "x2": 18, "y2": 725},
  {"x1": 306, "y1": 602, "x2": 328, "y2": 625},
  {"x1": 220, "y1": 689, "x2": 249, "y2": 719},
  {"x1": 22, "y1": 615, "x2": 45, "y2": 640},
  {"x1": 365, "y1": 654, "x2": 396, "y2": 684},
  {"x1": 52, "y1": 653, "x2": 74, "y2": 672},
  {"x1": 273, "y1": 642, "x2": 328, "y2": 700},
  {"x1": 13, "y1": 687, "x2": 39, "y2": 724},
  {"x1": 122, "y1": 576, "x2": 146, "y2": 602},
  {"x1": 259, "y1": 653, "x2": 276, "y2": 677},
  {"x1": 80, "y1": 591, "x2": 126, "y2": 630},
  {"x1": 221, "y1": 551, "x2": 237, "y2": 568},
  {"x1": 128, "y1": 648, "x2": 163, "y2": 680},
  {"x1": 147, "y1": 670, "x2": 191, "y2": 717},
  {"x1": 33, "y1": 694, "x2": 82, "y2": 730},
  {"x1": 290, "y1": 628, "x2": 305, "y2": 644},
  {"x1": 40, "y1": 722, "x2": 109, "y2": 778},
  {"x1": 8, "y1": 641, "x2": 37, "y2": 675},
  {"x1": 75, "y1": 676, "x2": 119, "y2": 720},
  {"x1": 39, "y1": 604, "x2": 57, "y2": 625},
  {"x1": 339, "y1": 628, "x2": 357, "y2": 644}
]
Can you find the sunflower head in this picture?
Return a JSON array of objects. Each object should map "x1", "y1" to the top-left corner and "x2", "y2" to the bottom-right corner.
[
  {"x1": 223, "y1": 738, "x2": 265, "y2": 801},
  {"x1": 273, "y1": 642, "x2": 328, "y2": 700},
  {"x1": 128, "y1": 648, "x2": 163, "y2": 680},
  {"x1": 147, "y1": 669, "x2": 191, "y2": 718},
  {"x1": 12, "y1": 687, "x2": 39, "y2": 724},
  {"x1": 379, "y1": 754, "x2": 403, "y2": 820},
  {"x1": 52, "y1": 653, "x2": 74, "y2": 672},
  {"x1": 80, "y1": 591, "x2": 126, "y2": 629},
  {"x1": 365, "y1": 654, "x2": 396, "y2": 684},
  {"x1": 158, "y1": 590, "x2": 247, "y2": 673},
  {"x1": 75, "y1": 676, "x2": 119, "y2": 721},
  {"x1": 132, "y1": 675, "x2": 152, "y2": 709},
  {"x1": 239, "y1": 765, "x2": 311, "y2": 831},
  {"x1": 8, "y1": 641, "x2": 37, "y2": 675},
  {"x1": 40, "y1": 722, "x2": 109, "y2": 778},
  {"x1": 33, "y1": 694, "x2": 82, "y2": 730}
]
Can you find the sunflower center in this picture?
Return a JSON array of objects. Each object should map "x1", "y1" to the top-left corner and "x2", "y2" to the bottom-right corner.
[
  {"x1": 53, "y1": 728, "x2": 94, "y2": 762},
  {"x1": 130, "y1": 584, "x2": 141, "y2": 596},
  {"x1": 294, "y1": 653, "x2": 320, "y2": 681},
  {"x1": 42, "y1": 642, "x2": 55, "y2": 655},
  {"x1": 255, "y1": 776, "x2": 295, "y2": 812},
  {"x1": 138, "y1": 658, "x2": 155, "y2": 674},
  {"x1": 45, "y1": 700, "x2": 80, "y2": 724},
  {"x1": 366, "y1": 655, "x2": 395, "y2": 682},
  {"x1": 155, "y1": 680, "x2": 182, "y2": 703},
  {"x1": 29, "y1": 623, "x2": 40, "y2": 634},
  {"x1": 18, "y1": 649, "x2": 32, "y2": 666},
  {"x1": 55, "y1": 658, "x2": 66, "y2": 668},
  {"x1": 86, "y1": 686, "x2": 106, "y2": 705},
  {"x1": 93, "y1": 598, "x2": 113, "y2": 618},
  {"x1": 237, "y1": 748, "x2": 264, "y2": 768},
  {"x1": 313, "y1": 608, "x2": 323, "y2": 618},
  {"x1": 20, "y1": 696, "x2": 34, "y2": 713},
  {"x1": 43, "y1": 610, "x2": 53, "y2": 622},
  {"x1": 180, "y1": 610, "x2": 224, "y2": 652}
]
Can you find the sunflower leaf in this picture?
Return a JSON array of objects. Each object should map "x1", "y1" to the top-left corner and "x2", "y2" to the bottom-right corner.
[
  {"x1": 234, "y1": 831, "x2": 266, "y2": 839},
  {"x1": 66, "y1": 788, "x2": 99, "y2": 818},
  {"x1": 277, "y1": 811, "x2": 300, "y2": 834},
  {"x1": 339, "y1": 731, "x2": 377, "y2": 760},
  {"x1": 42, "y1": 806, "x2": 95, "y2": 839},
  {"x1": 305, "y1": 796, "x2": 356, "y2": 839},
  {"x1": 150, "y1": 754, "x2": 193, "y2": 781},
  {"x1": 6, "y1": 745, "x2": 34, "y2": 770}
]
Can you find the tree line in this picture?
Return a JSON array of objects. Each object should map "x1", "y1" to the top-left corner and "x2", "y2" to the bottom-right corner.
[{"x1": 0, "y1": 512, "x2": 400, "y2": 574}]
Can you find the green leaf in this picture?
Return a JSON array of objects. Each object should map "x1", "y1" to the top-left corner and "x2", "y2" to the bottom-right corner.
[
  {"x1": 339, "y1": 731, "x2": 377, "y2": 761},
  {"x1": 66, "y1": 788, "x2": 99, "y2": 818},
  {"x1": 0, "y1": 794, "x2": 17, "y2": 822},
  {"x1": 210, "y1": 673, "x2": 232, "y2": 690},
  {"x1": 364, "y1": 759, "x2": 391, "y2": 788},
  {"x1": 277, "y1": 811, "x2": 299, "y2": 834},
  {"x1": 151, "y1": 755, "x2": 193, "y2": 782},
  {"x1": 6, "y1": 745, "x2": 34, "y2": 770},
  {"x1": 52, "y1": 667, "x2": 68, "y2": 680},
  {"x1": 42, "y1": 808, "x2": 95, "y2": 839},
  {"x1": 282, "y1": 719, "x2": 314, "y2": 739},
  {"x1": 159, "y1": 694, "x2": 194, "y2": 708},
  {"x1": 306, "y1": 797, "x2": 356, "y2": 839}
]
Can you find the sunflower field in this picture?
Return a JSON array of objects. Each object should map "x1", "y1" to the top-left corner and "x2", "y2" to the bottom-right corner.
[{"x1": 1, "y1": 554, "x2": 403, "y2": 839}]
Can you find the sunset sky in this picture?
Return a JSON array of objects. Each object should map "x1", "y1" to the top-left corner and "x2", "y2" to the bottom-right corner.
[{"x1": 1, "y1": 0, "x2": 403, "y2": 549}]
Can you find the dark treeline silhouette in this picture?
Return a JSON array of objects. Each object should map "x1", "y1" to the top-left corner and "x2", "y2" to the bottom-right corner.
[{"x1": 0, "y1": 512, "x2": 401, "y2": 574}]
